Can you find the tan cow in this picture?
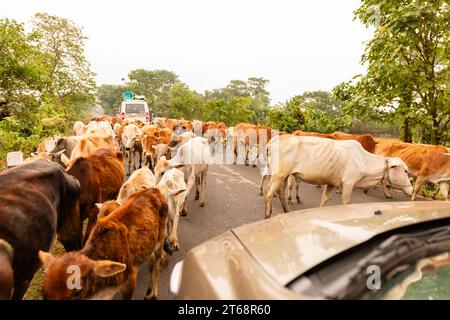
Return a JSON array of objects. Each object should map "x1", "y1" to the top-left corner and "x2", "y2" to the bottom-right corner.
[
  {"x1": 233, "y1": 123, "x2": 272, "y2": 167},
  {"x1": 375, "y1": 140, "x2": 450, "y2": 201},
  {"x1": 61, "y1": 134, "x2": 115, "y2": 166}
]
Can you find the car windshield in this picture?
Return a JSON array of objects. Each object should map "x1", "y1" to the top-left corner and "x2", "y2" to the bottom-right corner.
[
  {"x1": 367, "y1": 252, "x2": 450, "y2": 300},
  {"x1": 125, "y1": 103, "x2": 145, "y2": 113}
]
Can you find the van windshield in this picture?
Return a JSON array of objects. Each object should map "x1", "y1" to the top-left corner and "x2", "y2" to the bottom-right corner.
[{"x1": 125, "y1": 103, "x2": 145, "y2": 113}]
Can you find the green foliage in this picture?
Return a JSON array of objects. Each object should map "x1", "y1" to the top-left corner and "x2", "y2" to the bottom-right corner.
[
  {"x1": 166, "y1": 83, "x2": 204, "y2": 120},
  {"x1": 268, "y1": 91, "x2": 350, "y2": 133},
  {"x1": 343, "y1": 0, "x2": 450, "y2": 144},
  {"x1": 127, "y1": 69, "x2": 179, "y2": 112},
  {"x1": 205, "y1": 77, "x2": 270, "y2": 124},
  {"x1": 0, "y1": 14, "x2": 96, "y2": 161},
  {"x1": 204, "y1": 97, "x2": 255, "y2": 126},
  {"x1": 97, "y1": 84, "x2": 127, "y2": 115}
]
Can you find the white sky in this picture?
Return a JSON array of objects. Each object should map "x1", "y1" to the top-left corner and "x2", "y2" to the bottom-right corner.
[{"x1": 1, "y1": 0, "x2": 372, "y2": 104}]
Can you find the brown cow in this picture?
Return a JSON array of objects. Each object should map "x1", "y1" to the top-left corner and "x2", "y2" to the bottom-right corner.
[
  {"x1": 0, "y1": 160, "x2": 82, "y2": 299},
  {"x1": 65, "y1": 148, "x2": 125, "y2": 244},
  {"x1": 39, "y1": 188, "x2": 168, "y2": 300},
  {"x1": 141, "y1": 126, "x2": 173, "y2": 170},
  {"x1": 375, "y1": 140, "x2": 450, "y2": 200},
  {"x1": 293, "y1": 130, "x2": 378, "y2": 154},
  {"x1": 233, "y1": 123, "x2": 272, "y2": 167}
]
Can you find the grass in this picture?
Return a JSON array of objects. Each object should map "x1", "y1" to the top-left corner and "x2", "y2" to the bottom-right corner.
[{"x1": 23, "y1": 241, "x2": 66, "y2": 300}]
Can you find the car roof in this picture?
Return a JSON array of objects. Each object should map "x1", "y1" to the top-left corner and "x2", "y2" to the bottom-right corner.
[{"x1": 232, "y1": 201, "x2": 450, "y2": 286}]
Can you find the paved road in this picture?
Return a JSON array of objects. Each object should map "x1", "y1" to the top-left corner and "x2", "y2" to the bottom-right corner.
[{"x1": 134, "y1": 161, "x2": 421, "y2": 300}]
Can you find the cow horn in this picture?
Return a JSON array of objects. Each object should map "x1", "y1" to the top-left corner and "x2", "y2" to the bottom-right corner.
[{"x1": 0, "y1": 239, "x2": 13, "y2": 260}]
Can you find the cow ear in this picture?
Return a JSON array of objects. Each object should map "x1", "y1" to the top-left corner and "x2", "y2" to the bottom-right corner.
[
  {"x1": 174, "y1": 164, "x2": 185, "y2": 169},
  {"x1": 39, "y1": 250, "x2": 55, "y2": 267},
  {"x1": 60, "y1": 154, "x2": 70, "y2": 166},
  {"x1": 390, "y1": 165, "x2": 398, "y2": 168},
  {"x1": 172, "y1": 189, "x2": 186, "y2": 197},
  {"x1": 95, "y1": 203, "x2": 103, "y2": 209},
  {"x1": 93, "y1": 260, "x2": 126, "y2": 277}
]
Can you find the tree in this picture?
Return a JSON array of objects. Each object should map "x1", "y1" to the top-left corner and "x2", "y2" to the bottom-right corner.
[
  {"x1": 167, "y1": 83, "x2": 204, "y2": 120},
  {"x1": 127, "y1": 69, "x2": 179, "y2": 113},
  {"x1": 205, "y1": 97, "x2": 255, "y2": 126},
  {"x1": 31, "y1": 13, "x2": 96, "y2": 111},
  {"x1": 97, "y1": 84, "x2": 127, "y2": 115},
  {"x1": 267, "y1": 91, "x2": 350, "y2": 133},
  {"x1": 205, "y1": 77, "x2": 271, "y2": 123},
  {"x1": 0, "y1": 19, "x2": 47, "y2": 120},
  {"x1": 349, "y1": 0, "x2": 450, "y2": 144}
]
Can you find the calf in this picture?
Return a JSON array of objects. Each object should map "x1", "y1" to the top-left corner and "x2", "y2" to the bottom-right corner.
[
  {"x1": 157, "y1": 168, "x2": 187, "y2": 252},
  {"x1": 39, "y1": 188, "x2": 168, "y2": 300},
  {"x1": 116, "y1": 166, "x2": 155, "y2": 205},
  {"x1": 264, "y1": 135, "x2": 413, "y2": 219},
  {"x1": 0, "y1": 160, "x2": 82, "y2": 299},
  {"x1": 66, "y1": 148, "x2": 125, "y2": 244}
]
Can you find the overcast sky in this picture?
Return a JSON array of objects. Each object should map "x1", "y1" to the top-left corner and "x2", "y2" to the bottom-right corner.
[{"x1": 1, "y1": 0, "x2": 372, "y2": 104}]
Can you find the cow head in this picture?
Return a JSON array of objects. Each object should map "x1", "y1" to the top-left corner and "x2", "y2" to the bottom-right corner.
[
  {"x1": 39, "y1": 251, "x2": 126, "y2": 300},
  {"x1": 96, "y1": 200, "x2": 121, "y2": 219},
  {"x1": 383, "y1": 157, "x2": 413, "y2": 195},
  {"x1": 0, "y1": 239, "x2": 14, "y2": 300}
]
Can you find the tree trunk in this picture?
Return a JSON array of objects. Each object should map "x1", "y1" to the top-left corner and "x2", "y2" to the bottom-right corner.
[{"x1": 402, "y1": 117, "x2": 412, "y2": 143}]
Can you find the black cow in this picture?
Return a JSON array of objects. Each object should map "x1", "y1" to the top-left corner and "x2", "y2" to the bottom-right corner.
[{"x1": 0, "y1": 160, "x2": 82, "y2": 299}]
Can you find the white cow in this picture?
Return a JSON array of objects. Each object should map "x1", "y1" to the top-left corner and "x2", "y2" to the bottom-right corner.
[
  {"x1": 155, "y1": 137, "x2": 210, "y2": 213},
  {"x1": 73, "y1": 121, "x2": 86, "y2": 136},
  {"x1": 156, "y1": 168, "x2": 187, "y2": 252},
  {"x1": 264, "y1": 135, "x2": 413, "y2": 219},
  {"x1": 121, "y1": 124, "x2": 143, "y2": 174},
  {"x1": 116, "y1": 166, "x2": 155, "y2": 205}
]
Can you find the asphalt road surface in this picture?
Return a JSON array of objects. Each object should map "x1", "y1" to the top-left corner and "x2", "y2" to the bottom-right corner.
[{"x1": 131, "y1": 161, "x2": 422, "y2": 300}]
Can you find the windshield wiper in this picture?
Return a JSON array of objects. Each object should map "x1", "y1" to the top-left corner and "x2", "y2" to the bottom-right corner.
[{"x1": 328, "y1": 225, "x2": 450, "y2": 300}]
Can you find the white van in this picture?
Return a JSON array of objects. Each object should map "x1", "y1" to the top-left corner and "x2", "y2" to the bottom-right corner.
[{"x1": 119, "y1": 97, "x2": 151, "y2": 123}]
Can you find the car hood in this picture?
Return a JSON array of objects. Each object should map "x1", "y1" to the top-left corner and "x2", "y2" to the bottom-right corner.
[{"x1": 232, "y1": 201, "x2": 450, "y2": 286}]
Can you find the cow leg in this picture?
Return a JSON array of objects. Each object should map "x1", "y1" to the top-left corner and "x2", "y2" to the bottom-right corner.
[
  {"x1": 295, "y1": 177, "x2": 302, "y2": 204},
  {"x1": 276, "y1": 178, "x2": 289, "y2": 213},
  {"x1": 265, "y1": 175, "x2": 284, "y2": 219},
  {"x1": 320, "y1": 185, "x2": 335, "y2": 207},
  {"x1": 169, "y1": 202, "x2": 182, "y2": 251},
  {"x1": 341, "y1": 183, "x2": 355, "y2": 205},
  {"x1": 145, "y1": 247, "x2": 163, "y2": 300},
  {"x1": 180, "y1": 200, "x2": 188, "y2": 216},
  {"x1": 259, "y1": 174, "x2": 268, "y2": 196},
  {"x1": 199, "y1": 169, "x2": 207, "y2": 207},
  {"x1": 122, "y1": 267, "x2": 137, "y2": 300},
  {"x1": 194, "y1": 174, "x2": 200, "y2": 201},
  {"x1": 412, "y1": 176, "x2": 425, "y2": 201},
  {"x1": 244, "y1": 144, "x2": 249, "y2": 166},
  {"x1": 287, "y1": 176, "x2": 294, "y2": 206},
  {"x1": 83, "y1": 207, "x2": 98, "y2": 245}
]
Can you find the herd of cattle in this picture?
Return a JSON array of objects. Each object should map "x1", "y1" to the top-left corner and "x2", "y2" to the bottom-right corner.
[{"x1": 0, "y1": 115, "x2": 449, "y2": 300}]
